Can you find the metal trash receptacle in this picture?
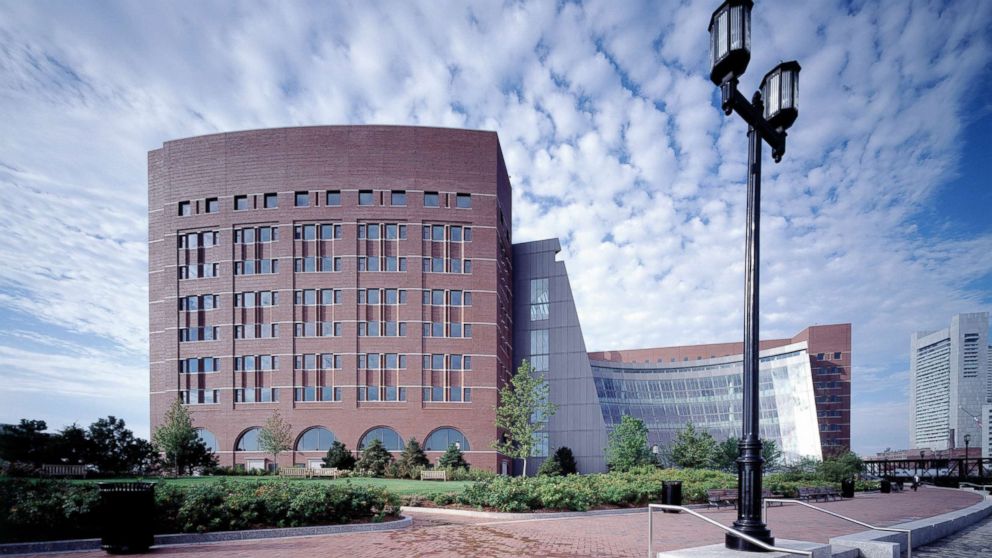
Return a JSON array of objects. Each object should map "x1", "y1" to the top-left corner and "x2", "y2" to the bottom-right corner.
[
  {"x1": 661, "y1": 480, "x2": 682, "y2": 513},
  {"x1": 98, "y1": 482, "x2": 155, "y2": 554},
  {"x1": 879, "y1": 479, "x2": 891, "y2": 494},
  {"x1": 841, "y1": 479, "x2": 855, "y2": 498}
]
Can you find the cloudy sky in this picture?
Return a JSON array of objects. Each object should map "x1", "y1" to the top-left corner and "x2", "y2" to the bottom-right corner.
[{"x1": 1, "y1": 0, "x2": 990, "y2": 454}]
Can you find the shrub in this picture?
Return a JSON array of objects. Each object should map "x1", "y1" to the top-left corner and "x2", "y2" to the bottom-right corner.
[
  {"x1": 0, "y1": 479, "x2": 101, "y2": 542},
  {"x1": 356, "y1": 439, "x2": 394, "y2": 477},
  {"x1": 322, "y1": 441, "x2": 357, "y2": 470},
  {"x1": 538, "y1": 446, "x2": 578, "y2": 476},
  {"x1": 397, "y1": 438, "x2": 430, "y2": 478},
  {"x1": 437, "y1": 443, "x2": 469, "y2": 470}
]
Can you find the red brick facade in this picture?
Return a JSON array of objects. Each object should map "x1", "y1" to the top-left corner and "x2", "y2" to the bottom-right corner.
[{"x1": 149, "y1": 126, "x2": 513, "y2": 471}]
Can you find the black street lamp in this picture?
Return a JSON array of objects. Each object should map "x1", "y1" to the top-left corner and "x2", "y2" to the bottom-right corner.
[
  {"x1": 964, "y1": 434, "x2": 971, "y2": 479},
  {"x1": 708, "y1": 1, "x2": 801, "y2": 551}
]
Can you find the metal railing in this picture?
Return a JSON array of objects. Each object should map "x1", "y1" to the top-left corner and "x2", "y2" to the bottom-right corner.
[
  {"x1": 647, "y1": 504, "x2": 813, "y2": 557},
  {"x1": 959, "y1": 482, "x2": 992, "y2": 491},
  {"x1": 763, "y1": 499, "x2": 912, "y2": 558}
]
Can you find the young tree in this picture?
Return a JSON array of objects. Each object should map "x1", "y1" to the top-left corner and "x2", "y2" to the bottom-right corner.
[
  {"x1": 537, "y1": 446, "x2": 578, "y2": 476},
  {"x1": 668, "y1": 422, "x2": 717, "y2": 469},
  {"x1": 322, "y1": 441, "x2": 356, "y2": 470},
  {"x1": 437, "y1": 443, "x2": 469, "y2": 470},
  {"x1": 605, "y1": 415, "x2": 653, "y2": 472},
  {"x1": 818, "y1": 451, "x2": 863, "y2": 482},
  {"x1": 87, "y1": 416, "x2": 159, "y2": 475},
  {"x1": 397, "y1": 437, "x2": 430, "y2": 478},
  {"x1": 714, "y1": 436, "x2": 781, "y2": 473},
  {"x1": 761, "y1": 439, "x2": 782, "y2": 471},
  {"x1": 153, "y1": 398, "x2": 217, "y2": 476},
  {"x1": 492, "y1": 360, "x2": 558, "y2": 476},
  {"x1": 356, "y1": 439, "x2": 394, "y2": 476},
  {"x1": 258, "y1": 411, "x2": 293, "y2": 470}
]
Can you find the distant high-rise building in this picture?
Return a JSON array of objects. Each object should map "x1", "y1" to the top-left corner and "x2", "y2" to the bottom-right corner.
[{"x1": 909, "y1": 312, "x2": 990, "y2": 452}]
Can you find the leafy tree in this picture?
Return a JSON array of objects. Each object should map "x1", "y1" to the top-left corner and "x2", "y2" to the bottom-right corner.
[
  {"x1": 86, "y1": 416, "x2": 158, "y2": 475},
  {"x1": 668, "y1": 422, "x2": 717, "y2": 469},
  {"x1": 356, "y1": 439, "x2": 394, "y2": 476},
  {"x1": 397, "y1": 438, "x2": 430, "y2": 478},
  {"x1": 153, "y1": 398, "x2": 217, "y2": 476},
  {"x1": 714, "y1": 437, "x2": 782, "y2": 473},
  {"x1": 258, "y1": 411, "x2": 293, "y2": 470},
  {"x1": 0, "y1": 419, "x2": 55, "y2": 464},
  {"x1": 781, "y1": 456, "x2": 821, "y2": 481},
  {"x1": 538, "y1": 446, "x2": 578, "y2": 476},
  {"x1": 322, "y1": 441, "x2": 356, "y2": 470},
  {"x1": 818, "y1": 451, "x2": 863, "y2": 482},
  {"x1": 492, "y1": 360, "x2": 558, "y2": 476},
  {"x1": 605, "y1": 415, "x2": 653, "y2": 472},
  {"x1": 437, "y1": 443, "x2": 469, "y2": 470},
  {"x1": 54, "y1": 424, "x2": 90, "y2": 465}
]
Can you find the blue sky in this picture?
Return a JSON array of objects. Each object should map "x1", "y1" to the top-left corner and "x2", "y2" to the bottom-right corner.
[{"x1": 0, "y1": 0, "x2": 989, "y2": 454}]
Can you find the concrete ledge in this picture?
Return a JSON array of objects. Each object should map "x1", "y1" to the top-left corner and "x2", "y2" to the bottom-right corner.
[
  {"x1": 830, "y1": 490, "x2": 992, "y2": 558},
  {"x1": 0, "y1": 515, "x2": 412, "y2": 555},
  {"x1": 656, "y1": 538, "x2": 832, "y2": 558}
]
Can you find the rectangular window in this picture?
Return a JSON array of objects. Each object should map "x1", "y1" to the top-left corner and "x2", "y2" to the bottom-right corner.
[
  {"x1": 326, "y1": 190, "x2": 340, "y2": 206},
  {"x1": 391, "y1": 190, "x2": 406, "y2": 205},
  {"x1": 178, "y1": 201, "x2": 191, "y2": 216},
  {"x1": 234, "y1": 195, "x2": 249, "y2": 210},
  {"x1": 456, "y1": 193, "x2": 471, "y2": 208},
  {"x1": 424, "y1": 191, "x2": 439, "y2": 207},
  {"x1": 295, "y1": 191, "x2": 310, "y2": 207},
  {"x1": 359, "y1": 190, "x2": 373, "y2": 205},
  {"x1": 530, "y1": 278, "x2": 550, "y2": 321},
  {"x1": 263, "y1": 193, "x2": 278, "y2": 208},
  {"x1": 205, "y1": 198, "x2": 218, "y2": 213}
]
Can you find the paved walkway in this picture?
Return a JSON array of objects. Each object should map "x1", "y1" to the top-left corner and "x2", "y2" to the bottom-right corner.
[
  {"x1": 14, "y1": 486, "x2": 982, "y2": 558},
  {"x1": 914, "y1": 511, "x2": 992, "y2": 557}
]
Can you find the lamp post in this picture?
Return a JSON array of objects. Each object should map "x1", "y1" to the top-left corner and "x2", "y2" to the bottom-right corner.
[
  {"x1": 963, "y1": 434, "x2": 970, "y2": 480},
  {"x1": 708, "y1": 1, "x2": 800, "y2": 551}
]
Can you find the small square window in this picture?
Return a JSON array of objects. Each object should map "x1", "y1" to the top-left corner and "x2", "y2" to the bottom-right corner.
[
  {"x1": 178, "y1": 201, "x2": 191, "y2": 216},
  {"x1": 326, "y1": 190, "x2": 340, "y2": 206},
  {"x1": 359, "y1": 190, "x2": 373, "y2": 206},
  {"x1": 391, "y1": 191, "x2": 406, "y2": 205},
  {"x1": 833, "y1": 352, "x2": 842, "y2": 360},
  {"x1": 205, "y1": 198, "x2": 219, "y2": 213},
  {"x1": 424, "y1": 192, "x2": 440, "y2": 207},
  {"x1": 234, "y1": 195, "x2": 249, "y2": 211},
  {"x1": 456, "y1": 193, "x2": 471, "y2": 208},
  {"x1": 295, "y1": 191, "x2": 310, "y2": 207},
  {"x1": 263, "y1": 193, "x2": 278, "y2": 208}
]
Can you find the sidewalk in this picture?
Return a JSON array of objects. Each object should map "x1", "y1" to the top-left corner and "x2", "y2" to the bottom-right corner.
[{"x1": 13, "y1": 486, "x2": 982, "y2": 558}]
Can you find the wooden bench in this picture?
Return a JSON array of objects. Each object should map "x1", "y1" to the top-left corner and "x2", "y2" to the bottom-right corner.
[
  {"x1": 821, "y1": 486, "x2": 842, "y2": 500},
  {"x1": 420, "y1": 469, "x2": 448, "y2": 481},
  {"x1": 311, "y1": 467, "x2": 341, "y2": 478},
  {"x1": 41, "y1": 464, "x2": 87, "y2": 478},
  {"x1": 706, "y1": 489, "x2": 738, "y2": 509},
  {"x1": 279, "y1": 467, "x2": 311, "y2": 478}
]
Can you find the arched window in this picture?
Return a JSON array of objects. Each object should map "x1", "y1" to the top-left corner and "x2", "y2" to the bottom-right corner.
[
  {"x1": 196, "y1": 428, "x2": 218, "y2": 452},
  {"x1": 424, "y1": 427, "x2": 470, "y2": 451},
  {"x1": 359, "y1": 426, "x2": 403, "y2": 451},
  {"x1": 235, "y1": 427, "x2": 262, "y2": 451},
  {"x1": 296, "y1": 427, "x2": 336, "y2": 452}
]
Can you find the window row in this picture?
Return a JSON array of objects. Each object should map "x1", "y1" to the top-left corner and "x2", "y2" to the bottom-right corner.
[
  {"x1": 421, "y1": 257, "x2": 472, "y2": 274},
  {"x1": 234, "y1": 355, "x2": 280, "y2": 371},
  {"x1": 179, "y1": 263, "x2": 219, "y2": 279},
  {"x1": 294, "y1": 321, "x2": 342, "y2": 337},
  {"x1": 235, "y1": 291, "x2": 280, "y2": 307},
  {"x1": 179, "y1": 357, "x2": 220, "y2": 373},
  {"x1": 358, "y1": 288, "x2": 407, "y2": 305},
  {"x1": 178, "y1": 231, "x2": 219, "y2": 248},
  {"x1": 295, "y1": 289, "x2": 343, "y2": 305},
  {"x1": 295, "y1": 223, "x2": 343, "y2": 240},
  {"x1": 176, "y1": 256, "x2": 475, "y2": 279},
  {"x1": 179, "y1": 321, "x2": 478, "y2": 342},
  {"x1": 359, "y1": 256, "x2": 407, "y2": 272},
  {"x1": 358, "y1": 321, "x2": 406, "y2": 337},
  {"x1": 422, "y1": 322, "x2": 473, "y2": 338},
  {"x1": 179, "y1": 326, "x2": 219, "y2": 342},
  {"x1": 422, "y1": 224, "x2": 473, "y2": 242},
  {"x1": 236, "y1": 387, "x2": 279, "y2": 403},
  {"x1": 174, "y1": 353, "x2": 480, "y2": 372},
  {"x1": 422, "y1": 289, "x2": 472, "y2": 306},
  {"x1": 234, "y1": 259, "x2": 279, "y2": 275},
  {"x1": 295, "y1": 386, "x2": 342, "y2": 402},
  {"x1": 358, "y1": 353, "x2": 407, "y2": 369},
  {"x1": 422, "y1": 386, "x2": 472, "y2": 403},
  {"x1": 212, "y1": 426, "x2": 468, "y2": 454},
  {"x1": 358, "y1": 223, "x2": 407, "y2": 240},
  {"x1": 179, "y1": 294, "x2": 219, "y2": 311},
  {"x1": 357, "y1": 386, "x2": 408, "y2": 402},
  {"x1": 234, "y1": 226, "x2": 278, "y2": 244},
  {"x1": 422, "y1": 354, "x2": 473, "y2": 370},
  {"x1": 235, "y1": 323, "x2": 280, "y2": 339}
]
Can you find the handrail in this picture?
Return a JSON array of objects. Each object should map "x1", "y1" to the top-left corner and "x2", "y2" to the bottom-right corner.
[
  {"x1": 764, "y1": 499, "x2": 911, "y2": 558},
  {"x1": 647, "y1": 504, "x2": 813, "y2": 557},
  {"x1": 959, "y1": 482, "x2": 992, "y2": 491}
]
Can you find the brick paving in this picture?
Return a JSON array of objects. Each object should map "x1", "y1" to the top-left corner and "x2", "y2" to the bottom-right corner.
[
  {"x1": 913, "y1": 512, "x2": 992, "y2": 557},
  {"x1": 13, "y1": 486, "x2": 982, "y2": 558}
]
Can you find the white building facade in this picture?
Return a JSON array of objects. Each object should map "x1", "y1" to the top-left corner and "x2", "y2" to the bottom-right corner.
[{"x1": 910, "y1": 312, "x2": 990, "y2": 452}]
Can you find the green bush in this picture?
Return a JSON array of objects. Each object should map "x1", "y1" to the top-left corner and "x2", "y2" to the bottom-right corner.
[{"x1": 0, "y1": 479, "x2": 400, "y2": 543}]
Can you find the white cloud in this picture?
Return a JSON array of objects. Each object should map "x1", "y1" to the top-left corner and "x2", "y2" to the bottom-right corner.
[{"x1": 0, "y1": 0, "x2": 990, "y2": 455}]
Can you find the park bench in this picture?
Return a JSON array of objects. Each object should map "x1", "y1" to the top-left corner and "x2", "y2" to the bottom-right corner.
[
  {"x1": 311, "y1": 467, "x2": 341, "y2": 478},
  {"x1": 821, "y1": 486, "x2": 842, "y2": 500},
  {"x1": 706, "y1": 488, "x2": 738, "y2": 509},
  {"x1": 761, "y1": 489, "x2": 785, "y2": 505},
  {"x1": 420, "y1": 469, "x2": 448, "y2": 481},
  {"x1": 279, "y1": 467, "x2": 311, "y2": 478},
  {"x1": 41, "y1": 464, "x2": 87, "y2": 478}
]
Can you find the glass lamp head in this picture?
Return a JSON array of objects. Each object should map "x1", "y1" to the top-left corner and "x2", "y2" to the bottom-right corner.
[
  {"x1": 760, "y1": 60, "x2": 801, "y2": 131},
  {"x1": 708, "y1": 0, "x2": 753, "y2": 85}
]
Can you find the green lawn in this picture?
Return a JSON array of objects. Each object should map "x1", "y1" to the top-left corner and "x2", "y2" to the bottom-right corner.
[{"x1": 65, "y1": 475, "x2": 472, "y2": 496}]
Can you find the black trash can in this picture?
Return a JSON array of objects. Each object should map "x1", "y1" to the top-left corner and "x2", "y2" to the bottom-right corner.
[
  {"x1": 880, "y1": 479, "x2": 891, "y2": 494},
  {"x1": 661, "y1": 480, "x2": 682, "y2": 513},
  {"x1": 841, "y1": 479, "x2": 855, "y2": 498},
  {"x1": 98, "y1": 482, "x2": 155, "y2": 554}
]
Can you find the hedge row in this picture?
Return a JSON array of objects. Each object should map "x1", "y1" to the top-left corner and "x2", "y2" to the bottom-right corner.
[{"x1": 0, "y1": 479, "x2": 399, "y2": 543}]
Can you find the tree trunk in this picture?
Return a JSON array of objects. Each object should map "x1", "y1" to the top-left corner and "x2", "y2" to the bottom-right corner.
[{"x1": 522, "y1": 457, "x2": 528, "y2": 477}]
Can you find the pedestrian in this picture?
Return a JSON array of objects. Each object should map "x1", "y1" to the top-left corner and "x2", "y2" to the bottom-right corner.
[{"x1": 913, "y1": 474, "x2": 920, "y2": 491}]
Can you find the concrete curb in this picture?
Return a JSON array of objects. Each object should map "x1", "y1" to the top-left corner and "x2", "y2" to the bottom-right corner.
[
  {"x1": 401, "y1": 504, "x2": 652, "y2": 520},
  {"x1": 0, "y1": 515, "x2": 413, "y2": 555},
  {"x1": 830, "y1": 489, "x2": 992, "y2": 558}
]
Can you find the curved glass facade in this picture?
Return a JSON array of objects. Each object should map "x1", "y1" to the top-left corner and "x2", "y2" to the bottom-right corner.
[{"x1": 591, "y1": 344, "x2": 822, "y2": 462}]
